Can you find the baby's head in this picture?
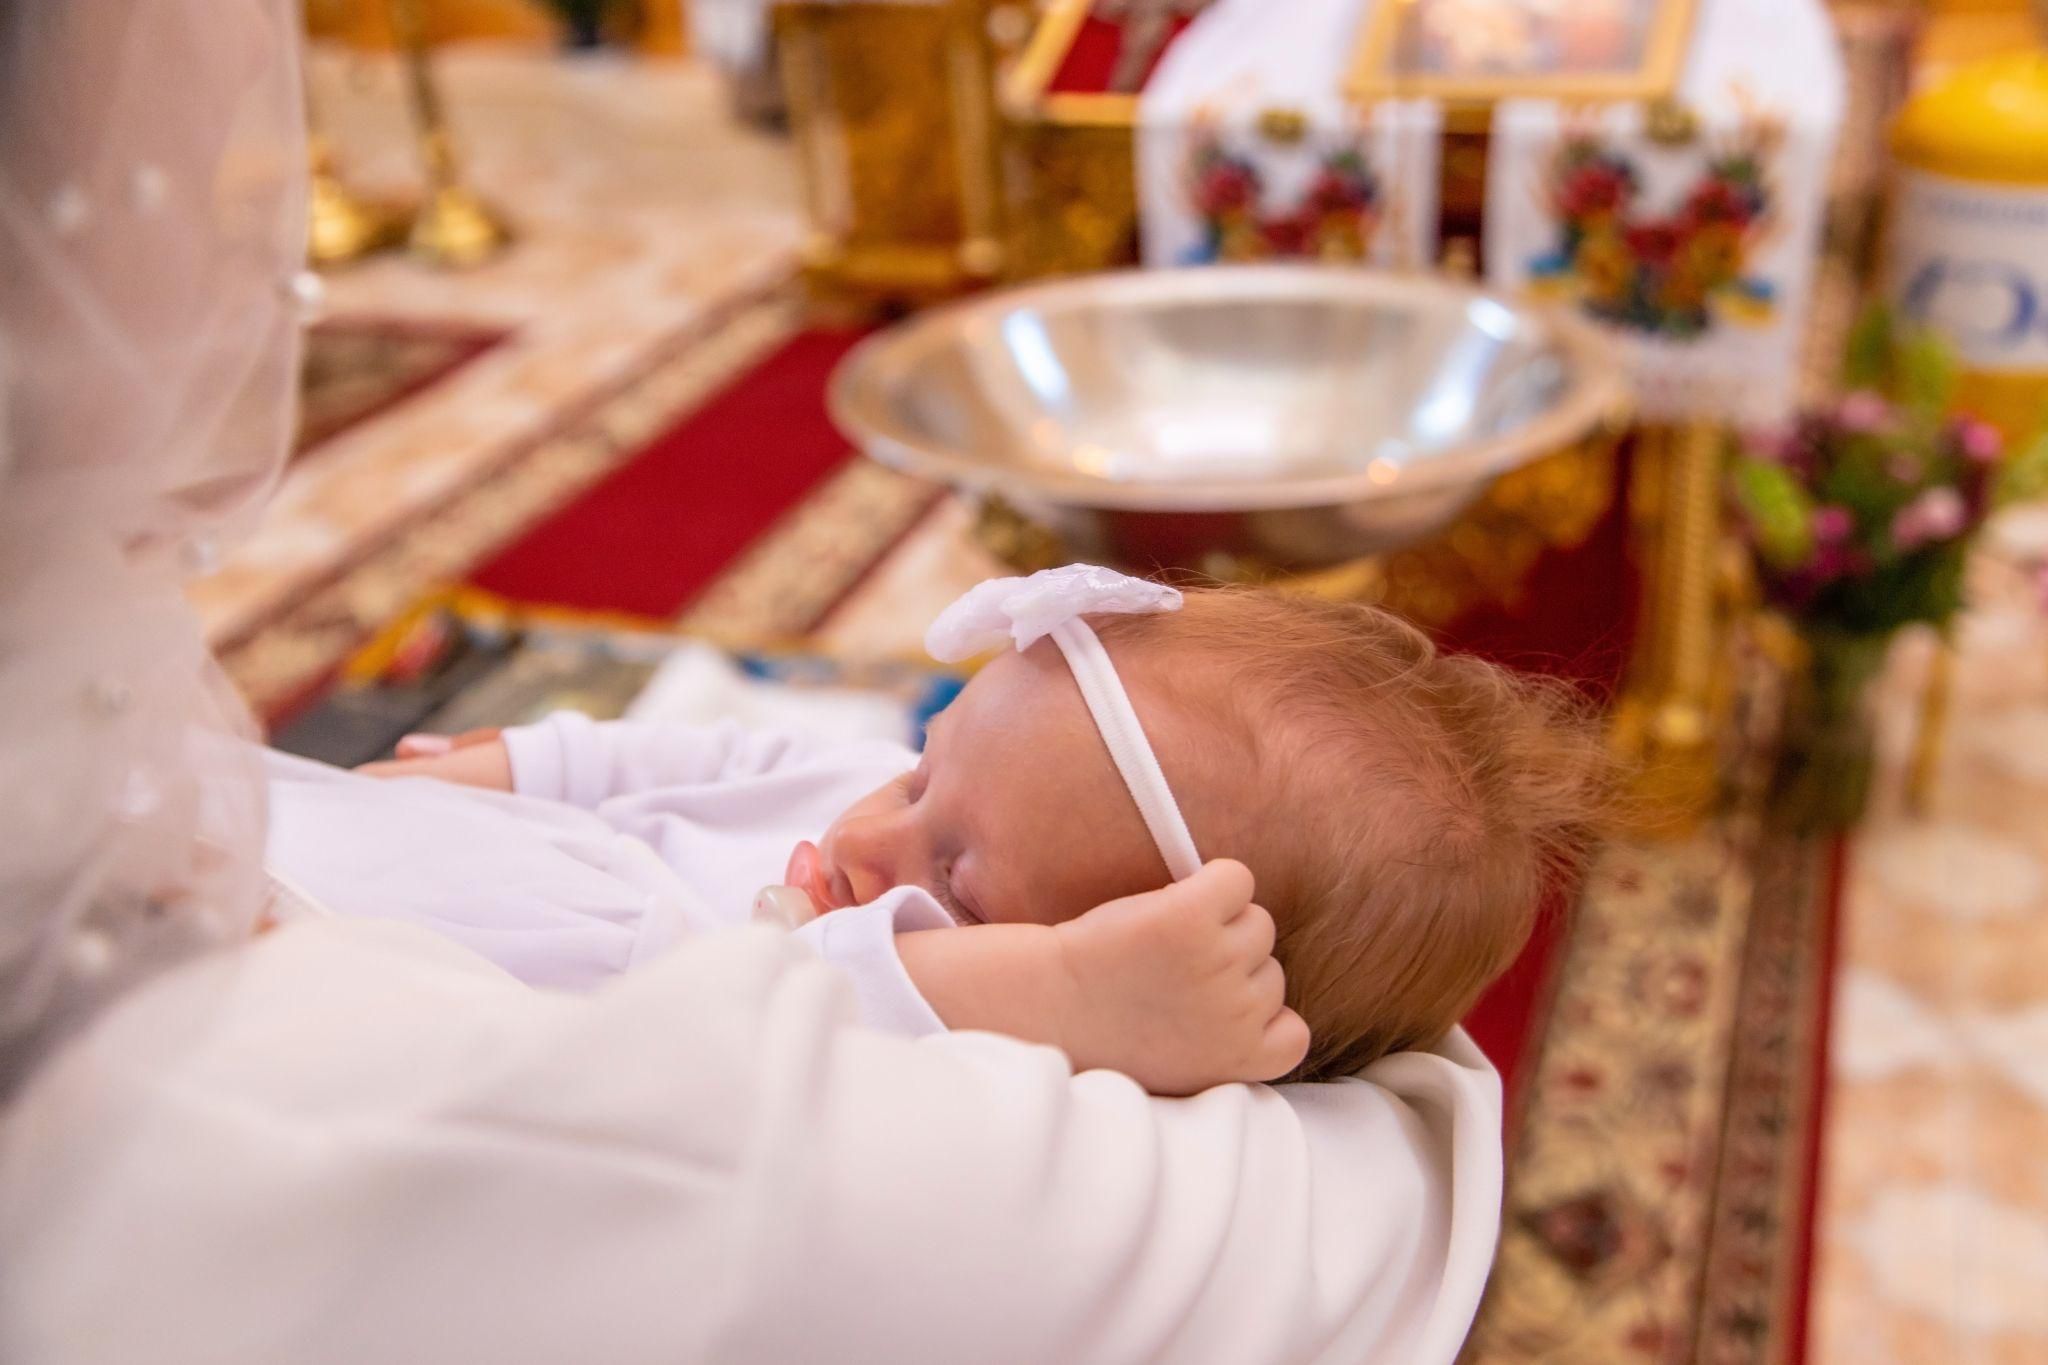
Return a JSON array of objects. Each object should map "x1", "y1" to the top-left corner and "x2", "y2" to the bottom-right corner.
[{"x1": 808, "y1": 585, "x2": 1609, "y2": 1081}]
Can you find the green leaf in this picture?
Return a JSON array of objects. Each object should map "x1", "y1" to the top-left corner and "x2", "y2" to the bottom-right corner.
[
  {"x1": 1842, "y1": 303, "x2": 1895, "y2": 392},
  {"x1": 1893, "y1": 327, "x2": 1959, "y2": 420},
  {"x1": 1820, "y1": 541, "x2": 1969, "y2": 634},
  {"x1": 1732, "y1": 457, "x2": 1814, "y2": 568}
]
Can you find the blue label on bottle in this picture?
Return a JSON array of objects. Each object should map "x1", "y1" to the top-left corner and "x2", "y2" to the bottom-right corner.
[{"x1": 1888, "y1": 171, "x2": 2048, "y2": 371}]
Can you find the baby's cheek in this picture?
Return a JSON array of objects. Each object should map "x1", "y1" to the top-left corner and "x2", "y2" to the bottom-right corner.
[{"x1": 1017, "y1": 870, "x2": 1163, "y2": 928}]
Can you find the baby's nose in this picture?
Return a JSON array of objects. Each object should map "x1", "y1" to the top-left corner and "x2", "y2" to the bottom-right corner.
[{"x1": 821, "y1": 810, "x2": 919, "y2": 908}]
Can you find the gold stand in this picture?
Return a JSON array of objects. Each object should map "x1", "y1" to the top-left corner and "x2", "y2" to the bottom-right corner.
[
  {"x1": 307, "y1": 130, "x2": 405, "y2": 268},
  {"x1": 392, "y1": 0, "x2": 511, "y2": 270},
  {"x1": 1611, "y1": 421, "x2": 1729, "y2": 834},
  {"x1": 777, "y1": 0, "x2": 1003, "y2": 304},
  {"x1": 1904, "y1": 634, "x2": 1953, "y2": 817}
]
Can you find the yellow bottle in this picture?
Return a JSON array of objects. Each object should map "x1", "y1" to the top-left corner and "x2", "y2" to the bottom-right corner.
[{"x1": 1888, "y1": 51, "x2": 2048, "y2": 441}]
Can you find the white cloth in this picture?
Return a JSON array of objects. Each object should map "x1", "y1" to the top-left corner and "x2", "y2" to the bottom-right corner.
[
  {"x1": 1482, "y1": 0, "x2": 1844, "y2": 425},
  {"x1": 1136, "y1": 0, "x2": 1440, "y2": 269},
  {"x1": 0, "y1": 913, "x2": 1504, "y2": 1364},
  {"x1": 263, "y1": 713, "x2": 950, "y2": 1038},
  {"x1": 624, "y1": 640, "x2": 918, "y2": 749},
  {"x1": 690, "y1": 0, "x2": 773, "y2": 75},
  {"x1": 0, "y1": 0, "x2": 302, "y2": 1091}
]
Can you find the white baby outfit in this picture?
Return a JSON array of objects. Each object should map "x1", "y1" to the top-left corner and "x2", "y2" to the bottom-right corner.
[
  {"x1": 265, "y1": 710, "x2": 953, "y2": 1037},
  {"x1": 266, "y1": 565, "x2": 1196, "y2": 1034}
]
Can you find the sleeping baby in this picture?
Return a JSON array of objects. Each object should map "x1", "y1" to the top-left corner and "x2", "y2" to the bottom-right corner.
[{"x1": 266, "y1": 566, "x2": 1607, "y2": 1091}]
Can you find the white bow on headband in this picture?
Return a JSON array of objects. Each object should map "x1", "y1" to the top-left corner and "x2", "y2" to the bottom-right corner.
[{"x1": 926, "y1": 565, "x2": 1203, "y2": 882}]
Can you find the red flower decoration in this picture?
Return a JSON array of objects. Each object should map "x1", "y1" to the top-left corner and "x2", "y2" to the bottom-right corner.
[
  {"x1": 1557, "y1": 161, "x2": 1632, "y2": 219},
  {"x1": 1259, "y1": 210, "x2": 1311, "y2": 256},
  {"x1": 1683, "y1": 176, "x2": 1757, "y2": 229},
  {"x1": 1620, "y1": 220, "x2": 1682, "y2": 267},
  {"x1": 1192, "y1": 161, "x2": 1257, "y2": 218}
]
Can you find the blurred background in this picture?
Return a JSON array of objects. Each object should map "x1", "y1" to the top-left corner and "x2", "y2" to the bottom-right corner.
[{"x1": 229, "y1": 2, "x2": 2048, "y2": 1359}]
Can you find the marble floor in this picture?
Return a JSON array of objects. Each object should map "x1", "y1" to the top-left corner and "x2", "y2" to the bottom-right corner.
[
  {"x1": 192, "y1": 43, "x2": 802, "y2": 649},
  {"x1": 1810, "y1": 514, "x2": 2048, "y2": 1365},
  {"x1": 205, "y1": 45, "x2": 2048, "y2": 1365}
]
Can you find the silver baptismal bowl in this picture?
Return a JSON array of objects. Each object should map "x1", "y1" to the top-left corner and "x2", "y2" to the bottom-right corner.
[{"x1": 828, "y1": 266, "x2": 1628, "y2": 570}]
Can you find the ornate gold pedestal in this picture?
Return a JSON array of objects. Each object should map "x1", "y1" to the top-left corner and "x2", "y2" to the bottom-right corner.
[
  {"x1": 776, "y1": 0, "x2": 1004, "y2": 303},
  {"x1": 1609, "y1": 422, "x2": 1731, "y2": 834}
]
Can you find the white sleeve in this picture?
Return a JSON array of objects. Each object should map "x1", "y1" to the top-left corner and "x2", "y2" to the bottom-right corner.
[
  {"x1": 0, "y1": 920, "x2": 1504, "y2": 1365},
  {"x1": 787, "y1": 886, "x2": 953, "y2": 1039},
  {"x1": 501, "y1": 710, "x2": 860, "y2": 807}
]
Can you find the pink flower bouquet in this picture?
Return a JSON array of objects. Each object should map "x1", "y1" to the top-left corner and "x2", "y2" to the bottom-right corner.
[
  {"x1": 1731, "y1": 309, "x2": 2046, "y2": 637},
  {"x1": 1729, "y1": 307, "x2": 2048, "y2": 827}
]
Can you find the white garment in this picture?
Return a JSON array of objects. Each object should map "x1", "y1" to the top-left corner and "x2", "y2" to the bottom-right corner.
[
  {"x1": 0, "y1": 0, "x2": 301, "y2": 1089},
  {"x1": 624, "y1": 640, "x2": 921, "y2": 750},
  {"x1": 264, "y1": 712, "x2": 950, "y2": 1038},
  {"x1": 1482, "y1": 0, "x2": 1845, "y2": 425},
  {"x1": 0, "y1": 914, "x2": 1504, "y2": 1364},
  {"x1": 1136, "y1": 0, "x2": 1440, "y2": 269}
]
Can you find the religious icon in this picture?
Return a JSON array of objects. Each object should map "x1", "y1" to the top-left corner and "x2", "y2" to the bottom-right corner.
[
  {"x1": 1348, "y1": 0, "x2": 1695, "y2": 105},
  {"x1": 1402, "y1": 0, "x2": 1649, "y2": 78}
]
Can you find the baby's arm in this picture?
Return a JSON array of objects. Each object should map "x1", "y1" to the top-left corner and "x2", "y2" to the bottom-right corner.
[
  {"x1": 359, "y1": 712, "x2": 878, "y2": 806},
  {"x1": 503, "y1": 712, "x2": 857, "y2": 806},
  {"x1": 896, "y1": 861, "x2": 1309, "y2": 1096},
  {"x1": 357, "y1": 728, "x2": 513, "y2": 787}
]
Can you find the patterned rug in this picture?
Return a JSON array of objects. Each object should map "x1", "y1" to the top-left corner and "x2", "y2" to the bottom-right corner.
[
  {"x1": 1459, "y1": 629, "x2": 1839, "y2": 1365},
  {"x1": 1465, "y1": 823, "x2": 1839, "y2": 1363},
  {"x1": 295, "y1": 317, "x2": 509, "y2": 460},
  {"x1": 222, "y1": 291, "x2": 944, "y2": 721}
]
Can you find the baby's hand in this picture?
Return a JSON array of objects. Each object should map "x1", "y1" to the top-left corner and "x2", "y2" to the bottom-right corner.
[
  {"x1": 1052, "y1": 860, "x2": 1309, "y2": 1095},
  {"x1": 356, "y1": 728, "x2": 513, "y2": 789}
]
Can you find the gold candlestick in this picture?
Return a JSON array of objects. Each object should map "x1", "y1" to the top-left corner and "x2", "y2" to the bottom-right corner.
[
  {"x1": 392, "y1": 0, "x2": 511, "y2": 269},
  {"x1": 307, "y1": 127, "x2": 404, "y2": 268}
]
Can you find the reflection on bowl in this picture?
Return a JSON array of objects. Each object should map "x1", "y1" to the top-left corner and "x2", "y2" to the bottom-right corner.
[{"x1": 830, "y1": 265, "x2": 1628, "y2": 570}]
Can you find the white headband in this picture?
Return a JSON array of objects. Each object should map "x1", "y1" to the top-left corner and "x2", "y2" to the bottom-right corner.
[{"x1": 925, "y1": 565, "x2": 1203, "y2": 881}]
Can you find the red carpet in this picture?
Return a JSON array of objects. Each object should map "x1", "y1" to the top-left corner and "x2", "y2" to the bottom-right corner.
[
  {"x1": 1790, "y1": 838, "x2": 1849, "y2": 1365},
  {"x1": 466, "y1": 328, "x2": 869, "y2": 618}
]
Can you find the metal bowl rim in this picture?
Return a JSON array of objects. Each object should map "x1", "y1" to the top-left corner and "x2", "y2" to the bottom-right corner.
[{"x1": 828, "y1": 265, "x2": 1629, "y2": 513}]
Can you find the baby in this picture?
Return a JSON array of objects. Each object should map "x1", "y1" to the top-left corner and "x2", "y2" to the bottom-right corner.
[{"x1": 279, "y1": 566, "x2": 1605, "y2": 1091}]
